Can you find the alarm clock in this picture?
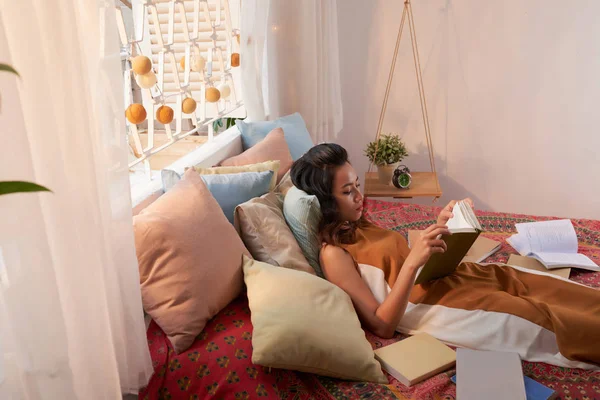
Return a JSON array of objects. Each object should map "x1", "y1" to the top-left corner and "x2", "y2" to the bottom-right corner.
[{"x1": 392, "y1": 165, "x2": 412, "y2": 189}]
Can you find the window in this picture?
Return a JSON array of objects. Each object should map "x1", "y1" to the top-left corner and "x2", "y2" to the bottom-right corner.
[{"x1": 116, "y1": 0, "x2": 244, "y2": 185}]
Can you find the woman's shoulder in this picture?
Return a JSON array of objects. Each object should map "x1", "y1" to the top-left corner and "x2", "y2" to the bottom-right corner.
[
  {"x1": 320, "y1": 242, "x2": 350, "y2": 259},
  {"x1": 320, "y1": 243, "x2": 356, "y2": 266},
  {"x1": 320, "y1": 243, "x2": 360, "y2": 278}
]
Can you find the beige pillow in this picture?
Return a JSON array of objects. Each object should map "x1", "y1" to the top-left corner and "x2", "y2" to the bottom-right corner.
[
  {"x1": 193, "y1": 160, "x2": 280, "y2": 191},
  {"x1": 234, "y1": 192, "x2": 314, "y2": 275},
  {"x1": 243, "y1": 256, "x2": 387, "y2": 383},
  {"x1": 219, "y1": 128, "x2": 293, "y2": 183},
  {"x1": 274, "y1": 170, "x2": 294, "y2": 196},
  {"x1": 134, "y1": 169, "x2": 249, "y2": 354}
]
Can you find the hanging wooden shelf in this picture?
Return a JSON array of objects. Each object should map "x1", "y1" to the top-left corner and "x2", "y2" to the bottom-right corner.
[
  {"x1": 364, "y1": 172, "x2": 442, "y2": 198},
  {"x1": 364, "y1": 0, "x2": 441, "y2": 201}
]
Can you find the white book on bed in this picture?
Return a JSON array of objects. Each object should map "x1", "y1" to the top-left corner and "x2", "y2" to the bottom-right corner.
[
  {"x1": 456, "y1": 349, "x2": 526, "y2": 400},
  {"x1": 506, "y1": 219, "x2": 599, "y2": 272}
]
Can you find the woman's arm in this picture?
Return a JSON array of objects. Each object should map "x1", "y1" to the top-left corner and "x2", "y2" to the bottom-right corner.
[{"x1": 320, "y1": 224, "x2": 450, "y2": 338}]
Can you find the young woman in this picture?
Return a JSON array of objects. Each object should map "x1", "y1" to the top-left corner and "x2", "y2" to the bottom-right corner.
[{"x1": 290, "y1": 143, "x2": 600, "y2": 370}]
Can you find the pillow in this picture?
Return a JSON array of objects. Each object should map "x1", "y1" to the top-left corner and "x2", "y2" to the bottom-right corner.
[
  {"x1": 195, "y1": 160, "x2": 280, "y2": 191},
  {"x1": 243, "y1": 256, "x2": 387, "y2": 383},
  {"x1": 219, "y1": 128, "x2": 293, "y2": 183},
  {"x1": 201, "y1": 171, "x2": 273, "y2": 224},
  {"x1": 133, "y1": 169, "x2": 249, "y2": 354},
  {"x1": 161, "y1": 160, "x2": 280, "y2": 193},
  {"x1": 274, "y1": 170, "x2": 294, "y2": 197},
  {"x1": 283, "y1": 186, "x2": 323, "y2": 276},
  {"x1": 234, "y1": 192, "x2": 314, "y2": 275},
  {"x1": 235, "y1": 113, "x2": 314, "y2": 161}
]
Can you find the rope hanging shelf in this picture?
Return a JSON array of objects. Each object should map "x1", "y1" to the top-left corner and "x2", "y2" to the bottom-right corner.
[{"x1": 364, "y1": 0, "x2": 442, "y2": 201}]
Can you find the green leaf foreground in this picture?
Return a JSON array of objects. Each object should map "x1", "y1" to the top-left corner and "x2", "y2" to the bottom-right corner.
[
  {"x1": 0, "y1": 181, "x2": 52, "y2": 196},
  {"x1": 0, "y1": 63, "x2": 20, "y2": 77}
]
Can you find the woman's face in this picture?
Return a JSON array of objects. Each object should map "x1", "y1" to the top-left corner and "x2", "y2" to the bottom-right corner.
[{"x1": 332, "y1": 162, "x2": 364, "y2": 222}]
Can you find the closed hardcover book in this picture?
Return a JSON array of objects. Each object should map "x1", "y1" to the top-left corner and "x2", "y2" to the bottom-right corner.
[
  {"x1": 456, "y1": 349, "x2": 526, "y2": 400},
  {"x1": 374, "y1": 333, "x2": 456, "y2": 387},
  {"x1": 451, "y1": 374, "x2": 556, "y2": 400}
]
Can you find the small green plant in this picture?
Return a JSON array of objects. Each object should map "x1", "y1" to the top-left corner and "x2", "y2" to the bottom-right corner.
[
  {"x1": 364, "y1": 134, "x2": 409, "y2": 166},
  {"x1": 212, "y1": 117, "x2": 242, "y2": 134},
  {"x1": 0, "y1": 63, "x2": 51, "y2": 197}
]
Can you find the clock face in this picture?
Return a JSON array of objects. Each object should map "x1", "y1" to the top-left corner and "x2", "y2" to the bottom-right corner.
[{"x1": 398, "y1": 173, "x2": 411, "y2": 188}]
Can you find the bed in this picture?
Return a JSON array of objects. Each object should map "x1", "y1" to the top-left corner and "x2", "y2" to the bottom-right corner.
[{"x1": 138, "y1": 199, "x2": 600, "y2": 400}]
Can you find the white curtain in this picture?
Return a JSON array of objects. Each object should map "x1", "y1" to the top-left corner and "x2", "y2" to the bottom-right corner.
[
  {"x1": 0, "y1": 1, "x2": 153, "y2": 398},
  {"x1": 241, "y1": 0, "x2": 343, "y2": 143}
]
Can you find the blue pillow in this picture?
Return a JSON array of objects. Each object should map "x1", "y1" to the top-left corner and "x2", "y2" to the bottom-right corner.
[
  {"x1": 235, "y1": 113, "x2": 314, "y2": 161},
  {"x1": 200, "y1": 171, "x2": 274, "y2": 224},
  {"x1": 283, "y1": 186, "x2": 323, "y2": 277}
]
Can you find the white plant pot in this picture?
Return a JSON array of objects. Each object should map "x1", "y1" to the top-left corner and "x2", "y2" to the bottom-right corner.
[{"x1": 377, "y1": 163, "x2": 399, "y2": 185}]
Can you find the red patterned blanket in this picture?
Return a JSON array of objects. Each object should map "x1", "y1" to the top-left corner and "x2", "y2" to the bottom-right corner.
[{"x1": 139, "y1": 200, "x2": 600, "y2": 400}]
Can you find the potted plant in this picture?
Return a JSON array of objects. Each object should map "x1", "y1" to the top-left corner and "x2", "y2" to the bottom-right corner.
[{"x1": 364, "y1": 134, "x2": 409, "y2": 185}]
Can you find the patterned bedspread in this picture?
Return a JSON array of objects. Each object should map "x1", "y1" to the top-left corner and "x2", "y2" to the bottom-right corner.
[{"x1": 139, "y1": 200, "x2": 600, "y2": 400}]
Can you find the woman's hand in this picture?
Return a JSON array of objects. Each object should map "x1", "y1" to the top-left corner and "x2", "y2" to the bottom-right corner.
[
  {"x1": 436, "y1": 198, "x2": 475, "y2": 226},
  {"x1": 404, "y1": 224, "x2": 450, "y2": 271}
]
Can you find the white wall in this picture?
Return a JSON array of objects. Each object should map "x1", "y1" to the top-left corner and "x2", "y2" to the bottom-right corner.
[{"x1": 337, "y1": 0, "x2": 600, "y2": 219}]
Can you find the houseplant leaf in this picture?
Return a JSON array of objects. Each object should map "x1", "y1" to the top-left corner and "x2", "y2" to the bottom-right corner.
[
  {"x1": 0, "y1": 181, "x2": 52, "y2": 196},
  {"x1": 0, "y1": 63, "x2": 20, "y2": 77}
]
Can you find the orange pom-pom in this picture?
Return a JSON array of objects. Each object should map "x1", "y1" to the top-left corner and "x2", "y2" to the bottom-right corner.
[
  {"x1": 125, "y1": 103, "x2": 147, "y2": 124},
  {"x1": 132, "y1": 56, "x2": 152, "y2": 75},
  {"x1": 231, "y1": 53, "x2": 240, "y2": 67},
  {"x1": 179, "y1": 56, "x2": 186, "y2": 71},
  {"x1": 182, "y1": 98, "x2": 197, "y2": 114},
  {"x1": 156, "y1": 105, "x2": 174, "y2": 124},
  {"x1": 205, "y1": 87, "x2": 221, "y2": 103}
]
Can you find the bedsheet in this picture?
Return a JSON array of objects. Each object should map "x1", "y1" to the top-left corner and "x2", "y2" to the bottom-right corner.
[{"x1": 139, "y1": 199, "x2": 600, "y2": 400}]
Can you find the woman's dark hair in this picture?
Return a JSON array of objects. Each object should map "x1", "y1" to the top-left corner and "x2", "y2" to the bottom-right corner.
[{"x1": 290, "y1": 143, "x2": 366, "y2": 246}]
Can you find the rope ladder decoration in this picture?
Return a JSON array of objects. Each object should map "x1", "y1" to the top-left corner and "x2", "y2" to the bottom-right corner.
[{"x1": 115, "y1": 0, "x2": 243, "y2": 169}]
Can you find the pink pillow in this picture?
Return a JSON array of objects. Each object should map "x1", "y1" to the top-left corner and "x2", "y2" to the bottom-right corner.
[
  {"x1": 133, "y1": 169, "x2": 249, "y2": 353},
  {"x1": 220, "y1": 127, "x2": 293, "y2": 183}
]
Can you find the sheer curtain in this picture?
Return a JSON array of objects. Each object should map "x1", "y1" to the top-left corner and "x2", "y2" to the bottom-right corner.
[
  {"x1": 241, "y1": 0, "x2": 343, "y2": 143},
  {"x1": 0, "y1": 1, "x2": 152, "y2": 398}
]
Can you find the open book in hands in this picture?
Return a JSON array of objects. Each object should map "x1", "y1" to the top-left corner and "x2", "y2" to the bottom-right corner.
[
  {"x1": 506, "y1": 219, "x2": 599, "y2": 272},
  {"x1": 414, "y1": 200, "x2": 483, "y2": 285}
]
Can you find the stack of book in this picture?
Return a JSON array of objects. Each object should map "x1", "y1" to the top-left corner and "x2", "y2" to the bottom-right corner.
[
  {"x1": 452, "y1": 349, "x2": 557, "y2": 400},
  {"x1": 374, "y1": 333, "x2": 556, "y2": 399}
]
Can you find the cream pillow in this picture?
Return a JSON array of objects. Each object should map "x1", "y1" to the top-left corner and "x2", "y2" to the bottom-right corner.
[
  {"x1": 194, "y1": 160, "x2": 280, "y2": 191},
  {"x1": 243, "y1": 256, "x2": 387, "y2": 383},
  {"x1": 234, "y1": 192, "x2": 314, "y2": 275}
]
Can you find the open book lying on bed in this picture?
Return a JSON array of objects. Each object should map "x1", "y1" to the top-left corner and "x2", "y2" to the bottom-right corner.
[
  {"x1": 507, "y1": 219, "x2": 599, "y2": 272},
  {"x1": 413, "y1": 200, "x2": 483, "y2": 285}
]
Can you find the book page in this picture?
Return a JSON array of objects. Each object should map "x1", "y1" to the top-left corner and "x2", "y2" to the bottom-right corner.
[
  {"x1": 532, "y1": 252, "x2": 599, "y2": 271},
  {"x1": 515, "y1": 219, "x2": 577, "y2": 254},
  {"x1": 506, "y1": 234, "x2": 531, "y2": 256},
  {"x1": 460, "y1": 201, "x2": 482, "y2": 231},
  {"x1": 446, "y1": 202, "x2": 470, "y2": 231}
]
